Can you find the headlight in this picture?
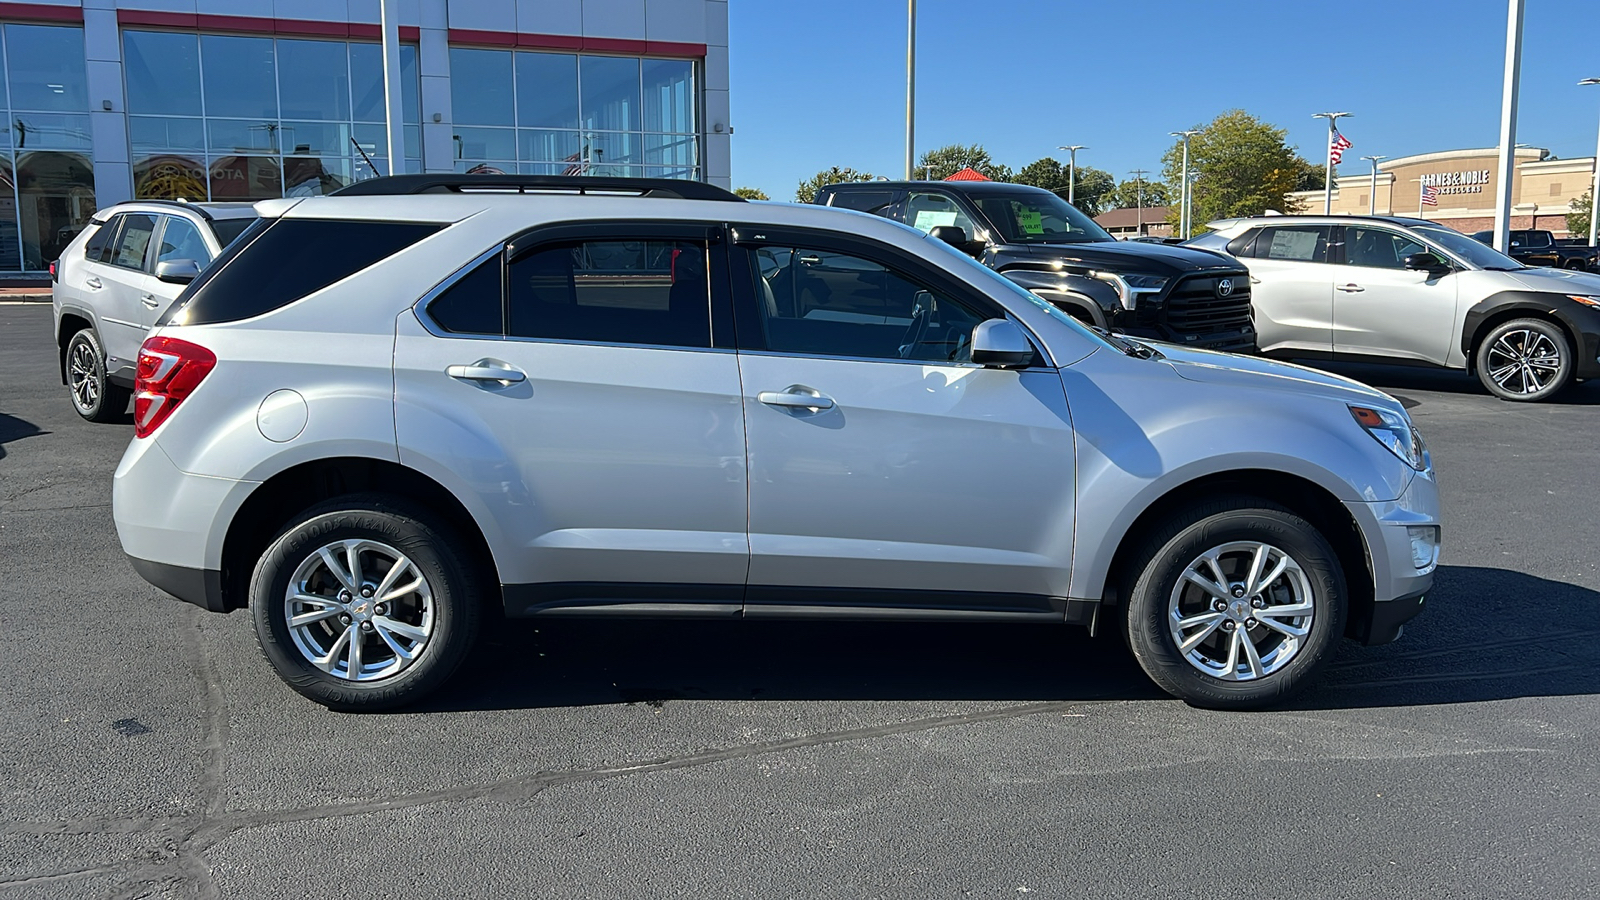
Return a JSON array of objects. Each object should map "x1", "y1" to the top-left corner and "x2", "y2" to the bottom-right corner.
[
  {"x1": 1349, "y1": 405, "x2": 1430, "y2": 471},
  {"x1": 1123, "y1": 274, "x2": 1169, "y2": 294}
]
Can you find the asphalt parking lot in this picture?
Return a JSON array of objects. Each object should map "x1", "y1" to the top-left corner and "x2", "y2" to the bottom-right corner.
[{"x1": 2, "y1": 301, "x2": 1598, "y2": 899}]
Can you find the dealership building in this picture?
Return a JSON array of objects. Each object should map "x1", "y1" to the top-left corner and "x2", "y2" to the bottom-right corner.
[
  {"x1": 0, "y1": 0, "x2": 729, "y2": 272},
  {"x1": 1290, "y1": 146, "x2": 1597, "y2": 236}
]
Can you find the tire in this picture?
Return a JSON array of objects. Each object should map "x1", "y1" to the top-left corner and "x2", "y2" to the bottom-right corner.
[
  {"x1": 250, "y1": 494, "x2": 483, "y2": 711},
  {"x1": 1474, "y1": 317, "x2": 1573, "y2": 402},
  {"x1": 64, "y1": 328, "x2": 131, "y2": 423},
  {"x1": 1122, "y1": 496, "x2": 1347, "y2": 710}
]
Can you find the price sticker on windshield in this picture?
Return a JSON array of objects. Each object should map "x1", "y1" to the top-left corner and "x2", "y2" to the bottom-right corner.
[{"x1": 1018, "y1": 209, "x2": 1045, "y2": 234}]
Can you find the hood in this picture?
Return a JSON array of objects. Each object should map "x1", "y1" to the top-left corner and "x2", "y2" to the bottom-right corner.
[
  {"x1": 1015, "y1": 239, "x2": 1241, "y2": 275},
  {"x1": 1154, "y1": 342, "x2": 1399, "y2": 408},
  {"x1": 1498, "y1": 265, "x2": 1600, "y2": 295}
]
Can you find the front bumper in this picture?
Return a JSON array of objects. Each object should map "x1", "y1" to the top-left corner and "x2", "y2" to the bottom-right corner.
[{"x1": 1345, "y1": 468, "x2": 1441, "y2": 646}]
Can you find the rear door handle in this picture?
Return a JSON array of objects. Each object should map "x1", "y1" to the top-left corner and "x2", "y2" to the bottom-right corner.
[
  {"x1": 85, "y1": 276, "x2": 102, "y2": 290},
  {"x1": 1336, "y1": 283, "x2": 1365, "y2": 292},
  {"x1": 758, "y1": 385, "x2": 835, "y2": 411},
  {"x1": 140, "y1": 294, "x2": 159, "y2": 308},
  {"x1": 447, "y1": 361, "x2": 526, "y2": 384}
]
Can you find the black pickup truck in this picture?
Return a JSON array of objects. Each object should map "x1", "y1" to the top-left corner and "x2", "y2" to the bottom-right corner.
[
  {"x1": 1469, "y1": 229, "x2": 1599, "y2": 271},
  {"x1": 814, "y1": 180, "x2": 1257, "y2": 353}
]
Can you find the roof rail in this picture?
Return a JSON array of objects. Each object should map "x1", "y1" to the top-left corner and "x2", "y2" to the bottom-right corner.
[
  {"x1": 124, "y1": 197, "x2": 214, "y2": 221},
  {"x1": 329, "y1": 174, "x2": 745, "y2": 202}
]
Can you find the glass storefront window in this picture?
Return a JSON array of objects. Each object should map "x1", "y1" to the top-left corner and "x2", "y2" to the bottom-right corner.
[
  {"x1": 10, "y1": 114, "x2": 92, "y2": 151},
  {"x1": 126, "y1": 31, "x2": 421, "y2": 204},
  {"x1": 0, "y1": 25, "x2": 94, "y2": 271},
  {"x1": 5, "y1": 25, "x2": 88, "y2": 113},
  {"x1": 17, "y1": 150, "x2": 97, "y2": 269},
  {"x1": 457, "y1": 49, "x2": 699, "y2": 181}
]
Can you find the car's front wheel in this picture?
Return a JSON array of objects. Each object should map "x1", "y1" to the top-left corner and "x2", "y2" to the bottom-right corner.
[
  {"x1": 1476, "y1": 318, "x2": 1572, "y2": 402},
  {"x1": 250, "y1": 495, "x2": 482, "y2": 711},
  {"x1": 65, "y1": 328, "x2": 130, "y2": 423},
  {"x1": 1123, "y1": 497, "x2": 1346, "y2": 710}
]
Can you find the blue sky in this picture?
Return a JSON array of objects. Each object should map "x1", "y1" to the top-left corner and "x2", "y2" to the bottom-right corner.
[{"x1": 728, "y1": 0, "x2": 1600, "y2": 200}]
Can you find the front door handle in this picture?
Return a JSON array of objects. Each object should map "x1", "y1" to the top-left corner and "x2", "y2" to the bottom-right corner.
[
  {"x1": 85, "y1": 276, "x2": 102, "y2": 290},
  {"x1": 447, "y1": 361, "x2": 526, "y2": 384},
  {"x1": 758, "y1": 385, "x2": 835, "y2": 411},
  {"x1": 1336, "y1": 283, "x2": 1365, "y2": 292},
  {"x1": 140, "y1": 294, "x2": 159, "y2": 308}
]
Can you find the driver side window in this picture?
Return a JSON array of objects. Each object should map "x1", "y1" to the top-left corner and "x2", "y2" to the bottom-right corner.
[{"x1": 744, "y1": 245, "x2": 986, "y2": 363}]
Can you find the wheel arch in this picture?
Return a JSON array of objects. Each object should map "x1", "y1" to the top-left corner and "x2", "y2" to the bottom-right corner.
[
  {"x1": 1098, "y1": 469, "x2": 1375, "y2": 641},
  {"x1": 219, "y1": 456, "x2": 502, "y2": 614},
  {"x1": 1461, "y1": 295, "x2": 1581, "y2": 373},
  {"x1": 997, "y1": 267, "x2": 1116, "y2": 328},
  {"x1": 56, "y1": 309, "x2": 96, "y2": 384}
]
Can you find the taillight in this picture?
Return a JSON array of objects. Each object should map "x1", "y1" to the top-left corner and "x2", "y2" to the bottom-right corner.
[
  {"x1": 49, "y1": 260, "x2": 58, "y2": 282},
  {"x1": 134, "y1": 336, "x2": 216, "y2": 438}
]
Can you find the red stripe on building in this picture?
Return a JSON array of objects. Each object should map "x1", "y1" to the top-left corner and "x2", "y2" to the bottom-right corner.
[
  {"x1": 117, "y1": 11, "x2": 419, "y2": 42},
  {"x1": 452, "y1": 28, "x2": 706, "y2": 57},
  {"x1": 0, "y1": 2, "x2": 85, "y2": 23}
]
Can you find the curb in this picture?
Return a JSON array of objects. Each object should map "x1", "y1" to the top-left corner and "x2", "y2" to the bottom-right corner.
[{"x1": 0, "y1": 293, "x2": 52, "y2": 303}]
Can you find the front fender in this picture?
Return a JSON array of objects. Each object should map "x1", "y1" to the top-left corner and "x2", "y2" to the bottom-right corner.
[
  {"x1": 1460, "y1": 290, "x2": 1600, "y2": 366},
  {"x1": 1000, "y1": 268, "x2": 1119, "y2": 327}
]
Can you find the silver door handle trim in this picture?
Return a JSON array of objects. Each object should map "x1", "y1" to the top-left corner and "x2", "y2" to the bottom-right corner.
[
  {"x1": 758, "y1": 387, "x2": 835, "y2": 410},
  {"x1": 447, "y1": 363, "x2": 526, "y2": 383},
  {"x1": 140, "y1": 294, "x2": 159, "y2": 308},
  {"x1": 1337, "y1": 283, "x2": 1365, "y2": 292},
  {"x1": 85, "y1": 277, "x2": 102, "y2": 289}
]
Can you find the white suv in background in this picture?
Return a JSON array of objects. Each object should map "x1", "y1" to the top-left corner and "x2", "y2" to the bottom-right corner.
[
  {"x1": 1192, "y1": 215, "x2": 1600, "y2": 402},
  {"x1": 113, "y1": 175, "x2": 1440, "y2": 712},
  {"x1": 52, "y1": 200, "x2": 258, "y2": 421}
]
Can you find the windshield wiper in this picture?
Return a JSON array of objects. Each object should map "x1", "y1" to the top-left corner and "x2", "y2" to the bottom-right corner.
[{"x1": 1092, "y1": 327, "x2": 1162, "y2": 359}]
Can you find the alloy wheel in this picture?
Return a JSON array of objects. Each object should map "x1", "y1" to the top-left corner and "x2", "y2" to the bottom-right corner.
[
  {"x1": 67, "y1": 338, "x2": 100, "y2": 412},
  {"x1": 284, "y1": 539, "x2": 436, "y2": 682},
  {"x1": 1167, "y1": 541, "x2": 1314, "y2": 682},
  {"x1": 1485, "y1": 329, "x2": 1563, "y2": 396}
]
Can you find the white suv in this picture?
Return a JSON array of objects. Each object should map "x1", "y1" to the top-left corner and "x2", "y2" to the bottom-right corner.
[
  {"x1": 1191, "y1": 215, "x2": 1600, "y2": 402},
  {"x1": 52, "y1": 200, "x2": 258, "y2": 421},
  {"x1": 113, "y1": 176, "x2": 1441, "y2": 711}
]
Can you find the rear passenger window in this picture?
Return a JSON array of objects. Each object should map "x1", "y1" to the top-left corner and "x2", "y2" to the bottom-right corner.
[
  {"x1": 427, "y1": 257, "x2": 503, "y2": 336},
  {"x1": 157, "y1": 217, "x2": 212, "y2": 266},
  {"x1": 163, "y1": 219, "x2": 441, "y2": 326},
  {"x1": 1255, "y1": 226, "x2": 1332, "y2": 263},
  {"x1": 110, "y1": 214, "x2": 157, "y2": 271},
  {"x1": 827, "y1": 190, "x2": 896, "y2": 214},
  {"x1": 507, "y1": 239, "x2": 710, "y2": 348},
  {"x1": 83, "y1": 217, "x2": 117, "y2": 262}
]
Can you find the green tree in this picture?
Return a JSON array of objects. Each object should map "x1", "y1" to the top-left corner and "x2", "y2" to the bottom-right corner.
[
  {"x1": 735, "y1": 186, "x2": 770, "y2": 200},
  {"x1": 1568, "y1": 187, "x2": 1592, "y2": 239},
  {"x1": 1159, "y1": 110, "x2": 1310, "y2": 228},
  {"x1": 1295, "y1": 160, "x2": 1328, "y2": 192},
  {"x1": 795, "y1": 167, "x2": 877, "y2": 203},
  {"x1": 1013, "y1": 158, "x2": 1114, "y2": 216},
  {"x1": 1106, "y1": 177, "x2": 1172, "y2": 212},
  {"x1": 915, "y1": 144, "x2": 1013, "y2": 182}
]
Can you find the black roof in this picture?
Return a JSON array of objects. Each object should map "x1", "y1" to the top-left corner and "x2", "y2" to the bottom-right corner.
[
  {"x1": 331, "y1": 174, "x2": 743, "y2": 202},
  {"x1": 823, "y1": 180, "x2": 1054, "y2": 195}
]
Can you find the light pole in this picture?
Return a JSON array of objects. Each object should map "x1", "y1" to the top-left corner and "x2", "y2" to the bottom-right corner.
[
  {"x1": 1312, "y1": 111, "x2": 1353, "y2": 214},
  {"x1": 1580, "y1": 78, "x2": 1600, "y2": 247},
  {"x1": 1491, "y1": 0, "x2": 1524, "y2": 253},
  {"x1": 1171, "y1": 130, "x2": 1198, "y2": 238},
  {"x1": 1360, "y1": 155, "x2": 1387, "y2": 215},
  {"x1": 905, "y1": 0, "x2": 916, "y2": 180},
  {"x1": 1129, "y1": 168, "x2": 1149, "y2": 235},
  {"x1": 1057, "y1": 145, "x2": 1086, "y2": 205}
]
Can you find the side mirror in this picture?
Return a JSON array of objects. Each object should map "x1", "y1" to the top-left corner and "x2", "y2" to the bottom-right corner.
[
  {"x1": 155, "y1": 258, "x2": 201, "y2": 284},
  {"x1": 1403, "y1": 252, "x2": 1450, "y2": 275},
  {"x1": 969, "y1": 318, "x2": 1034, "y2": 368},
  {"x1": 929, "y1": 224, "x2": 986, "y2": 258}
]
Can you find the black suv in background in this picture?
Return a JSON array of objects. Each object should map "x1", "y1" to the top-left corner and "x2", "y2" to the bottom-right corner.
[{"x1": 815, "y1": 181, "x2": 1256, "y2": 352}]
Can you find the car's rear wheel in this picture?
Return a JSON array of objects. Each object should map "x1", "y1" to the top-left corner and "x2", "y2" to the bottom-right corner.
[
  {"x1": 250, "y1": 495, "x2": 482, "y2": 711},
  {"x1": 1123, "y1": 497, "x2": 1346, "y2": 710},
  {"x1": 1476, "y1": 318, "x2": 1572, "y2": 402},
  {"x1": 65, "y1": 328, "x2": 130, "y2": 423}
]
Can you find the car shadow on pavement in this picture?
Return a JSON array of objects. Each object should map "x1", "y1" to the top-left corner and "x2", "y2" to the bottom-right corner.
[
  {"x1": 1311, "y1": 360, "x2": 1600, "y2": 406},
  {"x1": 0, "y1": 411, "x2": 47, "y2": 460},
  {"x1": 418, "y1": 565, "x2": 1597, "y2": 713}
]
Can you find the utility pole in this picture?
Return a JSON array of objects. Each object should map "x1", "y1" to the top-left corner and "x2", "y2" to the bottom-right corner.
[
  {"x1": 905, "y1": 0, "x2": 916, "y2": 180},
  {"x1": 1580, "y1": 78, "x2": 1600, "y2": 247},
  {"x1": 1312, "y1": 111, "x2": 1353, "y2": 214},
  {"x1": 1170, "y1": 131, "x2": 1198, "y2": 238},
  {"x1": 1360, "y1": 155, "x2": 1387, "y2": 215},
  {"x1": 1130, "y1": 168, "x2": 1149, "y2": 235},
  {"x1": 1491, "y1": 0, "x2": 1524, "y2": 253},
  {"x1": 1057, "y1": 145, "x2": 1085, "y2": 205}
]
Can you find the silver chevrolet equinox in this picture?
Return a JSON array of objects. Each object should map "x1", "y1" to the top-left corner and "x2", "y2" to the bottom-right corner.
[{"x1": 113, "y1": 175, "x2": 1441, "y2": 711}]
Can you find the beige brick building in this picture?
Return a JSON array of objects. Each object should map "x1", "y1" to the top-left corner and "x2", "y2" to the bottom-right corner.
[{"x1": 1287, "y1": 147, "x2": 1595, "y2": 236}]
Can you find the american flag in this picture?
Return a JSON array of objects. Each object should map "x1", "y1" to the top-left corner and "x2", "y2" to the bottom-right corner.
[
  {"x1": 1421, "y1": 182, "x2": 1439, "y2": 207},
  {"x1": 1328, "y1": 130, "x2": 1353, "y2": 165}
]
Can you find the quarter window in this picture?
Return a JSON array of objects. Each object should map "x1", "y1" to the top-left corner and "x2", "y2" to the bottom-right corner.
[
  {"x1": 428, "y1": 257, "x2": 504, "y2": 336},
  {"x1": 746, "y1": 246, "x2": 987, "y2": 363},
  {"x1": 83, "y1": 217, "x2": 118, "y2": 262},
  {"x1": 507, "y1": 239, "x2": 711, "y2": 348},
  {"x1": 109, "y1": 214, "x2": 157, "y2": 271}
]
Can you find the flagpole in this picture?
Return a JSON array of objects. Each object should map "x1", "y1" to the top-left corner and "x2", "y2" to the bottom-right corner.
[{"x1": 1313, "y1": 112, "x2": 1353, "y2": 214}]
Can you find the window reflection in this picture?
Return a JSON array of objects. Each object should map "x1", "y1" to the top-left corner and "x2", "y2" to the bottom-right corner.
[
  {"x1": 17, "y1": 150, "x2": 96, "y2": 269},
  {"x1": 0, "y1": 26, "x2": 95, "y2": 271}
]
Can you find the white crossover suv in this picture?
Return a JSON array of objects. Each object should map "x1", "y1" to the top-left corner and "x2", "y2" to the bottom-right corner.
[
  {"x1": 113, "y1": 176, "x2": 1441, "y2": 711},
  {"x1": 52, "y1": 200, "x2": 258, "y2": 421},
  {"x1": 1190, "y1": 215, "x2": 1600, "y2": 402}
]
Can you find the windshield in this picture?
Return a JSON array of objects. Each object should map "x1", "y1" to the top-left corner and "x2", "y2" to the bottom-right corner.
[
  {"x1": 919, "y1": 231, "x2": 1115, "y2": 351},
  {"x1": 1416, "y1": 225, "x2": 1524, "y2": 270},
  {"x1": 972, "y1": 191, "x2": 1114, "y2": 245}
]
